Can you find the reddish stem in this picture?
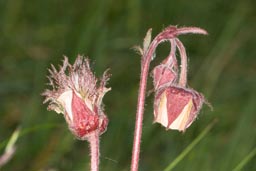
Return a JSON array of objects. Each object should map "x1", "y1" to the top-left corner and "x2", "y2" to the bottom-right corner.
[
  {"x1": 130, "y1": 40, "x2": 158, "y2": 171},
  {"x1": 88, "y1": 132, "x2": 100, "y2": 171},
  {"x1": 130, "y1": 27, "x2": 177, "y2": 171},
  {"x1": 130, "y1": 26, "x2": 207, "y2": 171},
  {"x1": 175, "y1": 38, "x2": 188, "y2": 87}
]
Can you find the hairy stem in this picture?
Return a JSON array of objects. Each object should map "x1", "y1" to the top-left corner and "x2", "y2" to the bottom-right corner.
[
  {"x1": 88, "y1": 132, "x2": 100, "y2": 171},
  {"x1": 130, "y1": 39, "x2": 159, "y2": 171},
  {"x1": 175, "y1": 38, "x2": 188, "y2": 87},
  {"x1": 130, "y1": 26, "x2": 207, "y2": 171}
]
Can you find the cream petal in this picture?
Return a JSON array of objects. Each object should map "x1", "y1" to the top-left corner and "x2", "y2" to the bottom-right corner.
[
  {"x1": 84, "y1": 98, "x2": 93, "y2": 111},
  {"x1": 73, "y1": 74, "x2": 79, "y2": 90},
  {"x1": 57, "y1": 90, "x2": 73, "y2": 122},
  {"x1": 155, "y1": 93, "x2": 168, "y2": 127},
  {"x1": 169, "y1": 99, "x2": 193, "y2": 131}
]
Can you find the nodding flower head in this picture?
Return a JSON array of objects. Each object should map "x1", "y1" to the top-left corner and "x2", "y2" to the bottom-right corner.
[
  {"x1": 154, "y1": 86, "x2": 204, "y2": 131},
  {"x1": 141, "y1": 25, "x2": 208, "y2": 131},
  {"x1": 42, "y1": 55, "x2": 111, "y2": 140}
]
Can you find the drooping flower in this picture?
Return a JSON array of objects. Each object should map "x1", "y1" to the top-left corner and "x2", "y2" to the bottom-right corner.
[
  {"x1": 154, "y1": 86, "x2": 204, "y2": 131},
  {"x1": 42, "y1": 55, "x2": 110, "y2": 140},
  {"x1": 146, "y1": 26, "x2": 208, "y2": 131}
]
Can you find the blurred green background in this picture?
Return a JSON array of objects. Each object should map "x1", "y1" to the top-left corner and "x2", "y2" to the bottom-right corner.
[{"x1": 0, "y1": 0, "x2": 255, "y2": 170}]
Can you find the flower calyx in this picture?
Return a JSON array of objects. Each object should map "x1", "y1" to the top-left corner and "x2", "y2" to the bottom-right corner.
[{"x1": 42, "y1": 55, "x2": 111, "y2": 140}]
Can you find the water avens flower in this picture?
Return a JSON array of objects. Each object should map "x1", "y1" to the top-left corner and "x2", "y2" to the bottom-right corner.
[
  {"x1": 148, "y1": 26, "x2": 208, "y2": 132},
  {"x1": 130, "y1": 25, "x2": 208, "y2": 171},
  {"x1": 42, "y1": 55, "x2": 110, "y2": 140},
  {"x1": 154, "y1": 86, "x2": 204, "y2": 131}
]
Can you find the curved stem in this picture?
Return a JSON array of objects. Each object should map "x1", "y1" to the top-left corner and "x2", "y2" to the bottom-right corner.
[
  {"x1": 88, "y1": 132, "x2": 99, "y2": 171},
  {"x1": 130, "y1": 27, "x2": 180, "y2": 171},
  {"x1": 166, "y1": 39, "x2": 177, "y2": 68},
  {"x1": 130, "y1": 40, "x2": 158, "y2": 171},
  {"x1": 154, "y1": 39, "x2": 177, "y2": 90},
  {"x1": 130, "y1": 26, "x2": 207, "y2": 171},
  {"x1": 175, "y1": 38, "x2": 188, "y2": 87}
]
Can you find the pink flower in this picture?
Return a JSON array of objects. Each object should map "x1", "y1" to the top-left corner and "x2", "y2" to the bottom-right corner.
[
  {"x1": 152, "y1": 53, "x2": 178, "y2": 90},
  {"x1": 154, "y1": 86, "x2": 204, "y2": 131},
  {"x1": 147, "y1": 26, "x2": 208, "y2": 131},
  {"x1": 42, "y1": 55, "x2": 110, "y2": 140}
]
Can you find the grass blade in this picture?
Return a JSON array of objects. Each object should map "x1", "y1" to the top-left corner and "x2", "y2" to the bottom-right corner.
[
  {"x1": 163, "y1": 119, "x2": 217, "y2": 171},
  {"x1": 232, "y1": 147, "x2": 256, "y2": 171}
]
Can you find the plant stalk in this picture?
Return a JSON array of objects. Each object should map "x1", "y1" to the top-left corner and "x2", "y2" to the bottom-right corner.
[
  {"x1": 88, "y1": 132, "x2": 100, "y2": 171},
  {"x1": 175, "y1": 38, "x2": 188, "y2": 87},
  {"x1": 130, "y1": 40, "x2": 158, "y2": 171}
]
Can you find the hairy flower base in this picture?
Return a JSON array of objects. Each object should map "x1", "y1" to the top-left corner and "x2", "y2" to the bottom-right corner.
[
  {"x1": 154, "y1": 86, "x2": 204, "y2": 131},
  {"x1": 69, "y1": 91, "x2": 108, "y2": 140},
  {"x1": 42, "y1": 55, "x2": 110, "y2": 140}
]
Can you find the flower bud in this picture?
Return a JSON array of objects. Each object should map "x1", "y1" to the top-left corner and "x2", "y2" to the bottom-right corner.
[
  {"x1": 42, "y1": 55, "x2": 110, "y2": 140},
  {"x1": 154, "y1": 86, "x2": 204, "y2": 131},
  {"x1": 149, "y1": 26, "x2": 208, "y2": 131},
  {"x1": 152, "y1": 63, "x2": 177, "y2": 90}
]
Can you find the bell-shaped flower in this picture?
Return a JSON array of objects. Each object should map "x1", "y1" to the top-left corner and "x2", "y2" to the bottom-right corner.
[
  {"x1": 42, "y1": 55, "x2": 110, "y2": 140},
  {"x1": 154, "y1": 86, "x2": 204, "y2": 131},
  {"x1": 147, "y1": 26, "x2": 208, "y2": 131}
]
